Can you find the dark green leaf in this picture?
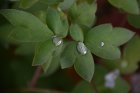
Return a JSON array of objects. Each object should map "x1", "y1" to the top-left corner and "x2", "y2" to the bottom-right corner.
[
  {"x1": 74, "y1": 51, "x2": 94, "y2": 82},
  {"x1": 46, "y1": 8, "x2": 69, "y2": 37},
  {"x1": 72, "y1": 81, "x2": 96, "y2": 93},
  {"x1": 108, "y1": 0, "x2": 139, "y2": 14},
  {"x1": 69, "y1": 2, "x2": 97, "y2": 27},
  {"x1": 15, "y1": 43, "x2": 36, "y2": 55},
  {"x1": 70, "y1": 24, "x2": 84, "y2": 42},
  {"x1": 19, "y1": 0, "x2": 39, "y2": 9},
  {"x1": 127, "y1": 15, "x2": 140, "y2": 29},
  {"x1": 0, "y1": 9, "x2": 53, "y2": 42},
  {"x1": 32, "y1": 39, "x2": 55, "y2": 66},
  {"x1": 60, "y1": 42, "x2": 78, "y2": 69}
]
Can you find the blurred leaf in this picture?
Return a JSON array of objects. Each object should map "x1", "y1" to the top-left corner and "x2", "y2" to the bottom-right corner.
[
  {"x1": 77, "y1": 0, "x2": 96, "y2": 3},
  {"x1": 41, "y1": 0, "x2": 64, "y2": 5},
  {"x1": 46, "y1": 8, "x2": 69, "y2": 37},
  {"x1": 59, "y1": 0, "x2": 76, "y2": 10},
  {"x1": 74, "y1": 51, "x2": 94, "y2": 82},
  {"x1": 103, "y1": 36, "x2": 140, "y2": 74},
  {"x1": 85, "y1": 24, "x2": 134, "y2": 60},
  {"x1": 32, "y1": 39, "x2": 55, "y2": 66},
  {"x1": 127, "y1": 15, "x2": 140, "y2": 29},
  {"x1": 15, "y1": 43, "x2": 36, "y2": 55},
  {"x1": 72, "y1": 81, "x2": 96, "y2": 93},
  {"x1": 69, "y1": 2, "x2": 97, "y2": 27},
  {"x1": 60, "y1": 42, "x2": 78, "y2": 69},
  {"x1": 19, "y1": 0, "x2": 39, "y2": 9},
  {"x1": 108, "y1": 0, "x2": 139, "y2": 14},
  {"x1": 0, "y1": 9, "x2": 53, "y2": 42},
  {"x1": 93, "y1": 65, "x2": 130, "y2": 93},
  {"x1": 124, "y1": 36, "x2": 140, "y2": 63},
  {"x1": 70, "y1": 24, "x2": 84, "y2": 42}
]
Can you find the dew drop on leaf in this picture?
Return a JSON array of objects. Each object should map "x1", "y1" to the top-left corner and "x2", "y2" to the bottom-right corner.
[
  {"x1": 52, "y1": 36, "x2": 63, "y2": 46},
  {"x1": 101, "y1": 41, "x2": 104, "y2": 47},
  {"x1": 77, "y1": 42, "x2": 87, "y2": 55}
]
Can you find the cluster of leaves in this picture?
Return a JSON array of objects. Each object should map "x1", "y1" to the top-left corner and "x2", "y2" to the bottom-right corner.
[{"x1": 0, "y1": 0, "x2": 137, "y2": 83}]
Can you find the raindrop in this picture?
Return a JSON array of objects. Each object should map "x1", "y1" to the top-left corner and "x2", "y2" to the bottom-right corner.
[
  {"x1": 52, "y1": 36, "x2": 63, "y2": 46},
  {"x1": 77, "y1": 42, "x2": 87, "y2": 55},
  {"x1": 101, "y1": 42, "x2": 104, "y2": 47}
]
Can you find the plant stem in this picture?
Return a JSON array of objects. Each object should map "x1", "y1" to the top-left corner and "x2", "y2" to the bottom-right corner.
[
  {"x1": 19, "y1": 88, "x2": 68, "y2": 93},
  {"x1": 28, "y1": 66, "x2": 42, "y2": 88}
]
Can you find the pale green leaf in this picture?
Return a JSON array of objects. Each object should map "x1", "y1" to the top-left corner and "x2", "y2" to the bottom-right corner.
[
  {"x1": 32, "y1": 39, "x2": 55, "y2": 66},
  {"x1": 46, "y1": 8, "x2": 68, "y2": 37},
  {"x1": 74, "y1": 51, "x2": 94, "y2": 82},
  {"x1": 60, "y1": 42, "x2": 78, "y2": 69},
  {"x1": 42, "y1": 55, "x2": 53, "y2": 72},
  {"x1": 85, "y1": 24, "x2": 134, "y2": 60},
  {"x1": 59, "y1": 0, "x2": 76, "y2": 10},
  {"x1": 69, "y1": 2, "x2": 97, "y2": 27},
  {"x1": 110, "y1": 27, "x2": 135, "y2": 46},
  {"x1": 0, "y1": 9, "x2": 53, "y2": 42},
  {"x1": 70, "y1": 24, "x2": 84, "y2": 42},
  {"x1": 108, "y1": 0, "x2": 139, "y2": 14}
]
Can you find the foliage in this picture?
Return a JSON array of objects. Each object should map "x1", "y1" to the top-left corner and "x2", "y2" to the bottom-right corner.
[{"x1": 0, "y1": 0, "x2": 140, "y2": 93}]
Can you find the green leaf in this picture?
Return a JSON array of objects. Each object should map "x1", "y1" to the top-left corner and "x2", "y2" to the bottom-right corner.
[
  {"x1": 103, "y1": 36, "x2": 140, "y2": 74},
  {"x1": 124, "y1": 36, "x2": 140, "y2": 63},
  {"x1": 42, "y1": 55, "x2": 53, "y2": 72},
  {"x1": 85, "y1": 24, "x2": 134, "y2": 60},
  {"x1": 59, "y1": 0, "x2": 76, "y2": 10},
  {"x1": 46, "y1": 8, "x2": 69, "y2": 37},
  {"x1": 72, "y1": 81, "x2": 96, "y2": 93},
  {"x1": 108, "y1": 0, "x2": 140, "y2": 14},
  {"x1": 93, "y1": 65, "x2": 130, "y2": 93},
  {"x1": 41, "y1": 0, "x2": 64, "y2": 5},
  {"x1": 42, "y1": 42, "x2": 64, "y2": 75},
  {"x1": 0, "y1": 9, "x2": 53, "y2": 42},
  {"x1": 70, "y1": 24, "x2": 84, "y2": 42},
  {"x1": 110, "y1": 27, "x2": 135, "y2": 46},
  {"x1": 127, "y1": 15, "x2": 140, "y2": 29},
  {"x1": 69, "y1": 2, "x2": 97, "y2": 27},
  {"x1": 19, "y1": 0, "x2": 39, "y2": 9},
  {"x1": 60, "y1": 42, "x2": 78, "y2": 69},
  {"x1": 32, "y1": 39, "x2": 55, "y2": 66},
  {"x1": 15, "y1": 43, "x2": 36, "y2": 55},
  {"x1": 74, "y1": 51, "x2": 94, "y2": 82}
]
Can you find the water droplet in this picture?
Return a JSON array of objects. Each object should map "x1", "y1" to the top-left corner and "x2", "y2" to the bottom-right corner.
[
  {"x1": 77, "y1": 42, "x2": 87, "y2": 55},
  {"x1": 121, "y1": 60, "x2": 128, "y2": 68},
  {"x1": 105, "y1": 69, "x2": 120, "y2": 88},
  {"x1": 101, "y1": 42, "x2": 104, "y2": 47},
  {"x1": 52, "y1": 36, "x2": 63, "y2": 46}
]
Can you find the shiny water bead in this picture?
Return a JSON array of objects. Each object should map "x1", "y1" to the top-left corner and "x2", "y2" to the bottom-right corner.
[
  {"x1": 101, "y1": 41, "x2": 104, "y2": 47},
  {"x1": 77, "y1": 42, "x2": 87, "y2": 55},
  {"x1": 52, "y1": 36, "x2": 63, "y2": 46}
]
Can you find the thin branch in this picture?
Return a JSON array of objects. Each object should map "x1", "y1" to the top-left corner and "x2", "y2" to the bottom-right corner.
[
  {"x1": 28, "y1": 66, "x2": 42, "y2": 88},
  {"x1": 19, "y1": 88, "x2": 68, "y2": 93}
]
